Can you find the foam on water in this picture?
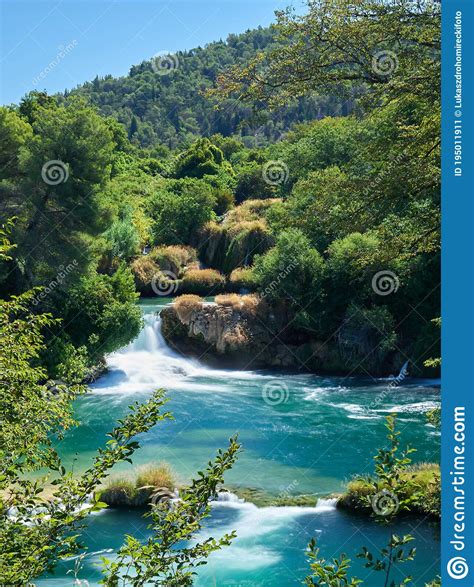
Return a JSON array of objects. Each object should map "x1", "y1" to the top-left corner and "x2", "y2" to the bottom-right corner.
[
  {"x1": 91, "y1": 312, "x2": 276, "y2": 396},
  {"x1": 194, "y1": 493, "x2": 337, "y2": 571},
  {"x1": 376, "y1": 401, "x2": 440, "y2": 414}
]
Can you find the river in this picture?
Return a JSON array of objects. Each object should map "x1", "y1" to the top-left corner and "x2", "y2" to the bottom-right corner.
[{"x1": 39, "y1": 299, "x2": 441, "y2": 586}]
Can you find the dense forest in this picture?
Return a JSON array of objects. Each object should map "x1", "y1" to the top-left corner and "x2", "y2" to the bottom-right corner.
[
  {"x1": 0, "y1": 0, "x2": 440, "y2": 584},
  {"x1": 61, "y1": 26, "x2": 352, "y2": 149}
]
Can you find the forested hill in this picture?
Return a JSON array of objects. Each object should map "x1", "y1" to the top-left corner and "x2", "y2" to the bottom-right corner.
[{"x1": 62, "y1": 26, "x2": 349, "y2": 150}]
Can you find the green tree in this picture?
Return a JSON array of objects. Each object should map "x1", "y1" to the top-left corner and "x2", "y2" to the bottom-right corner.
[
  {"x1": 253, "y1": 228, "x2": 325, "y2": 327},
  {"x1": 0, "y1": 107, "x2": 32, "y2": 180},
  {"x1": 63, "y1": 265, "x2": 142, "y2": 364},
  {"x1": 18, "y1": 90, "x2": 57, "y2": 124},
  {"x1": 234, "y1": 162, "x2": 275, "y2": 203},
  {"x1": 149, "y1": 178, "x2": 216, "y2": 245},
  {"x1": 214, "y1": 0, "x2": 439, "y2": 107},
  {"x1": 16, "y1": 99, "x2": 116, "y2": 285},
  {"x1": 102, "y1": 206, "x2": 141, "y2": 268},
  {"x1": 175, "y1": 137, "x2": 227, "y2": 179}
]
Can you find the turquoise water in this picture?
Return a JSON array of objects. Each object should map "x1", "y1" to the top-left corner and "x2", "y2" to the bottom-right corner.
[{"x1": 40, "y1": 300, "x2": 441, "y2": 586}]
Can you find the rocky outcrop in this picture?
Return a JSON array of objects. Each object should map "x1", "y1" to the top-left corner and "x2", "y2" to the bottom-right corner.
[
  {"x1": 160, "y1": 301, "x2": 338, "y2": 370},
  {"x1": 160, "y1": 298, "x2": 404, "y2": 374}
]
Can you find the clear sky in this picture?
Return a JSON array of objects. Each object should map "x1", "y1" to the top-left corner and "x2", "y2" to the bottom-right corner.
[{"x1": 0, "y1": 0, "x2": 304, "y2": 106}]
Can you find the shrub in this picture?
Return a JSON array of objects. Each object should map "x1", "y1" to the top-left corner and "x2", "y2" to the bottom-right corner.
[
  {"x1": 223, "y1": 220, "x2": 273, "y2": 273},
  {"x1": 197, "y1": 222, "x2": 226, "y2": 269},
  {"x1": 102, "y1": 215, "x2": 140, "y2": 265},
  {"x1": 234, "y1": 163, "x2": 275, "y2": 203},
  {"x1": 197, "y1": 202, "x2": 278, "y2": 272},
  {"x1": 338, "y1": 416, "x2": 440, "y2": 519},
  {"x1": 240, "y1": 198, "x2": 281, "y2": 214},
  {"x1": 406, "y1": 462, "x2": 440, "y2": 517},
  {"x1": 100, "y1": 462, "x2": 177, "y2": 508},
  {"x1": 225, "y1": 198, "x2": 280, "y2": 226},
  {"x1": 338, "y1": 304, "x2": 397, "y2": 371},
  {"x1": 180, "y1": 268, "x2": 226, "y2": 295},
  {"x1": 174, "y1": 138, "x2": 225, "y2": 179},
  {"x1": 130, "y1": 257, "x2": 160, "y2": 294},
  {"x1": 100, "y1": 477, "x2": 143, "y2": 507},
  {"x1": 326, "y1": 232, "x2": 382, "y2": 310},
  {"x1": 149, "y1": 245, "x2": 197, "y2": 277},
  {"x1": 64, "y1": 266, "x2": 142, "y2": 362},
  {"x1": 201, "y1": 221, "x2": 223, "y2": 237},
  {"x1": 215, "y1": 293, "x2": 241, "y2": 308},
  {"x1": 166, "y1": 245, "x2": 197, "y2": 266},
  {"x1": 214, "y1": 189, "x2": 235, "y2": 216},
  {"x1": 174, "y1": 294, "x2": 204, "y2": 323},
  {"x1": 229, "y1": 267, "x2": 259, "y2": 292},
  {"x1": 340, "y1": 463, "x2": 440, "y2": 518},
  {"x1": 253, "y1": 228, "x2": 325, "y2": 309}
]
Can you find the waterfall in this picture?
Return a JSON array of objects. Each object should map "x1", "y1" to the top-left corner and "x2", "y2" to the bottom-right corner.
[
  {"x1": 91, "y1": 311, "x2": 198, "y2": 394},
  {"x1": 214, "y1": 491, "x2": 245, "y2": 504},
  {"x1": 314, "y1": 497, "x2": 338, "y2": 512},
  {"x1": 126, "y1": 313, "x2": 171, "y2": 354},
  {"x1": 91, "y1": 309, "x2": 268, "y2": 396},
  {"x1": 397, "y1": 360, "x2": 409, "y2": 380}
]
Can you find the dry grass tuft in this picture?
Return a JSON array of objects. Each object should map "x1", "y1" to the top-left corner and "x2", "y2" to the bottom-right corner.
[
  {"x1": 130, "y1": 257, "x2": 160, "y2": 294},
  {"x1": 225, "y1": 198, "x2": 280, "y2": 225},
  {"x1": 226, "y1": 219, "x2": 268, "y2": 238},
  {"x1": 174, "y1": 294, "x2": 204, "y2": 323},
  {"x1": 181, "y1": 268, "x2": 226, "y2": 295},
  {"x1": 136, "y1": 462, "x2": 176, "y2": 491},
  {"x1": 215, "y1": 293, "x2": 261, "y2": 315},
  {"x1": 149, "y1": 245, "x2": 197, "y2": 276},
  {"x1": 100, "y1": 462, "x2": 177, "y2": 508}
]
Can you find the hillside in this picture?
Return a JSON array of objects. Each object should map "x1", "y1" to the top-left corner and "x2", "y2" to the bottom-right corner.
[{"x1": 62, "y1": 26, "x2": 349, "y2": 150}]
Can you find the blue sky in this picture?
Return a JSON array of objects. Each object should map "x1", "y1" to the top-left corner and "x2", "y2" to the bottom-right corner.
[{"x1": 0, "y1": 0, "x2": 304, "y2": 105}]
